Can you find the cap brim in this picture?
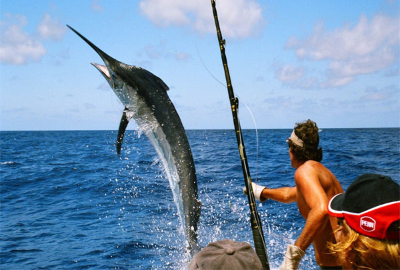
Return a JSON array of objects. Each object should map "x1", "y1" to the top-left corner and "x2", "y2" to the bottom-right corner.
[{"x1": 328, "y1": 193, "x2": 345, "y2": 217}]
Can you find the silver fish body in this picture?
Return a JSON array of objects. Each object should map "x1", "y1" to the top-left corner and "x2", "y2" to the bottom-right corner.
[{"x1": 68, "y1": 25, "x2": 201, "y2": 256}]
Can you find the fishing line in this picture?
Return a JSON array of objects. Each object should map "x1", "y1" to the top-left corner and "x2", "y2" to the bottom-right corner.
[
  {"x1": 195, "y1": 45, "x2": 226, "y2": 88},
  {"x1": 241, "y1": 100, "x2": 259, "y2": 183},
  {"x1": 196, "y1": 45, "x2": 261, "y2": 183}
]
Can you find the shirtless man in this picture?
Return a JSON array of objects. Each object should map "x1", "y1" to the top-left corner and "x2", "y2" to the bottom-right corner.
[{"x1": 245, "y1": 120, "x2": 343, "y2": 270}]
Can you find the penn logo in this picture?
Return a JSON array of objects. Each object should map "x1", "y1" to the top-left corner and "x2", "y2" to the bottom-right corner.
[{"x1": 360, "y1": 216, "x2": 376, "y2": 232}]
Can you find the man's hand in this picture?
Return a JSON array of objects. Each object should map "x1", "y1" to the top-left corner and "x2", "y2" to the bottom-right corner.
[
  {"x1": 280, "y1": 244, "x2": 305, "y2": 270},
  {"x1": 243, "y1": 182, "x2": 267, "y2": 202}
]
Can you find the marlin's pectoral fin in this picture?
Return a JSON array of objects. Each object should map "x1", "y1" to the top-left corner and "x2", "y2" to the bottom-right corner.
[{"x1": 116, "y1": 107, "x2": 132, "y2": 155}]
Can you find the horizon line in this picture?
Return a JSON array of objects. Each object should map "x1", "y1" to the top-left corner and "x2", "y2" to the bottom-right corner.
[{"x1": 1, "y1": 127, "x2": 399, "y2": 132}]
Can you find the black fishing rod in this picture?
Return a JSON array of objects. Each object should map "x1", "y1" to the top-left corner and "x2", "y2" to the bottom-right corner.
[{"x1": 210, "y1": 1, "x2": 270, "y2": 269}]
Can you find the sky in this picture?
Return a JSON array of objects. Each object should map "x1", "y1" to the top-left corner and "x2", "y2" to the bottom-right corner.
[{"x1": 1, "y1": 0, "x2": 399, "y2": 130}]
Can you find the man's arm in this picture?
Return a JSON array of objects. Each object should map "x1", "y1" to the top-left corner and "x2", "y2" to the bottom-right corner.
[
  {"x1": 261, "y1": 186, "x2": 297, "y2": 203},
  {"x1": 294, "y1": 204, "x2": 328, "y2": 251}
]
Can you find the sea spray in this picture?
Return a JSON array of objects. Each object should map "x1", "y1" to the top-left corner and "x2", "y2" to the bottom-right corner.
[{"x1": 114, "y1": 128, "x2": 193, "y2": 264}]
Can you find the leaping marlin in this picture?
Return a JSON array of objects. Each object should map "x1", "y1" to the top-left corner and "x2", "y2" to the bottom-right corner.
[{"x1": 67, "y1": 25, "x2": 201, "y2": 256}]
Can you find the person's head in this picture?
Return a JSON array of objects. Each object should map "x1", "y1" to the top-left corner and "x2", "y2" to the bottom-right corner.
[
  {"x1": 286, "y1": 119, "x2": 322, "y2": 163},
  {"x1": 188, "y1": 239, "x2": 262, "y2": 270},
  {"x1": 327, "y1": 173, "x2": 400, "y2": 269}
]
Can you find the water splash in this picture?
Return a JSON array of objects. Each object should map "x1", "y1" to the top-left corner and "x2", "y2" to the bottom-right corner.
[{"x1": 112, "y1": 128, "x2": 193, "y2": 265}]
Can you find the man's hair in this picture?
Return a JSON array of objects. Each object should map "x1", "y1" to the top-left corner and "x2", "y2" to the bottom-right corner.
[
  {"x1": 287, "y1": 119, "x2": 322, "y2": 162},
  {"x1": 328, "y1": 219, "x2": 400, "y2": 269}
]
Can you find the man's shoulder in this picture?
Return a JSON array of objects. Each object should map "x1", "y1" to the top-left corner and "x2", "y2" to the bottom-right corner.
[
  {"x1": 295, "y1": 162, "x2": 318, "y2": 180},
  {"x1": 297, "y1": 160, "x2": 324, "y2": 172},
  {"x1": 295, "y1": 161, "x2": 338, "y2": 189},
  {"x1": 294, "y1": 161, "x2": 329, "y2": 181}
]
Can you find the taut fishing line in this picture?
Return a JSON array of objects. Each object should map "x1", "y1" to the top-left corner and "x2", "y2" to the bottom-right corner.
[
  {"x1": 196, "y1": 46, "x2": 261, "y2": 183},
  {"x1": 196, "y1": 45, "x2": 226, "y2": 88}
]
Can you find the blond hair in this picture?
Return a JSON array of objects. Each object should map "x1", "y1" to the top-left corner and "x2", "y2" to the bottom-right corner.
[{"x1": 328, "y1": 220, "x2": 399, "y2": 269}]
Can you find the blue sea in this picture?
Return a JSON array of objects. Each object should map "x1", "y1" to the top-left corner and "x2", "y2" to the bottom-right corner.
[{"x1": 1, "y1": 128, "x2": 399, "y2": 269}]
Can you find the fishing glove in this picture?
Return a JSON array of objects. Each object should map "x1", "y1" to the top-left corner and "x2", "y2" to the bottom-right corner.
[
  {"x1": 243, "y1": 182, "x2": 267, "y2": 202},
  {"x1": 280, "y1": 244, "x2": 305, "y2": 270}
]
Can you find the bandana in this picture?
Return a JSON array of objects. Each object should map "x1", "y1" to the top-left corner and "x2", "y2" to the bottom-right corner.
[{"x1": 288, "y1": 130, "x2": 303, "y2": 147}]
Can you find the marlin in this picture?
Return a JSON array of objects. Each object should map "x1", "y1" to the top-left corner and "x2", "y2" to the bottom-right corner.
[{"x1": 67, "y1": 25, "x2": 201, "y2": 255}]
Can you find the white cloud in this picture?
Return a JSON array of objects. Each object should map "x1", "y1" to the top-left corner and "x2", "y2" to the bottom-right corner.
[
  {"x1": 139, "y1": 0, "x2": 264, "y2": 38},
  {"x1": 0, "y1": 14, "x2": 46, "y2": 65},
  {"x1": 275, "y1": 64, "x2": 305, "y2": 82},
  {"x1": 37, "y1": 14, "x2": 66, "y2": 41},
  {"x1": 0, "y1": 13, "x2": 67, "y2": 65},
  {"x1": 273, "y1": 62, "x2": 320, "y2": 89},
  {"x1": 284, "y1": 14, "x2": 399, "y2": 88},
  {"x1": 291, "y1": 15, "x2": 398, "y2": 61}
]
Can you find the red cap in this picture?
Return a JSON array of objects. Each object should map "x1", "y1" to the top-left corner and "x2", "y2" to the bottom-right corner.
[{"x1": 328, "y1": 174, "x2": 400, "y2": 240}]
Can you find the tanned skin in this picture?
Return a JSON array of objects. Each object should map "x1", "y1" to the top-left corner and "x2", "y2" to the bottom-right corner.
[{"x1": 260, "y1": 149, "x2": 343, "y2": 267}]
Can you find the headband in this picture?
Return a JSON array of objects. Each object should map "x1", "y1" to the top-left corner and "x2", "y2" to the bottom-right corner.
[{"x1": 288, "y1": 130, "x2": 303, "y2": 147}]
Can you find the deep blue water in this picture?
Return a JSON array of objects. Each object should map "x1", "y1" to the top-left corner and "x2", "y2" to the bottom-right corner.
[{"x1": 1, "y1": 129, "x2": 399, "y2": 269}]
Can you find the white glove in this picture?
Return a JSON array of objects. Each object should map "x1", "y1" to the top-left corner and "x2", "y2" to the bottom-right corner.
[
  {"x1": 280, "y1": 244, "x2": 305, "y2": 270},
  {"x1": 243, "y1": 182, "x2": 267, "y2": 202}
]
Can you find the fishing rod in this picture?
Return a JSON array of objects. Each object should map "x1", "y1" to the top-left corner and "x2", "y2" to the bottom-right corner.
[{"x1": 210, "y1": 1, "x2": 270, "y2": 269}]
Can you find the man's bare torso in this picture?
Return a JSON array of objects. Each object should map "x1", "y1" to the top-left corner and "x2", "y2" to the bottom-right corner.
[{"x1": 296, "y1": 161, "x2": 343, "y2": 266}]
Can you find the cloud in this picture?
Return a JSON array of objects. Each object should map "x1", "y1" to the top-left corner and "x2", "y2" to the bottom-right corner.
[
  {"x1": 290, "y1": 15, "x2": 399, "y2": 61},
  {"x1": 91, "y1": 0, "x2": 105, "y2": 12},
  {"x1": 284, "y1": 14, "x2": 399, "y2": 88},
  {"x1": 139, "y1": 0, "x2": 265, "y2": 38},
  {"x1": 263, "y1": 96, "x2": 293, "y2": 109},
  {"x1": 0, "y1": 13, "x2": 67, "y2": 65},
  {"x1": 136, "y1": 39, "x2": 192, "y2": 62},
  {"x1": 273, "y1": 62, "x2": 320, "y2": 89},
  {"x1": 320, "y1": 76, "x2": 354, "y2": 88},
  {"x1": 0, "y1": 14, "x2": 46, "y2": 65},
  {"x1": 37, "y1": 14, "x2": 66, "y2": 41},
  {"x1": 275, "y1": 64, "x2": 305, "y2": 82},
  {"x1": 361, "y1": 85, "x2": 399, "y2": 102},
  {"x1": 174, "y1": 51, "x2": 191, "y2": 61}
]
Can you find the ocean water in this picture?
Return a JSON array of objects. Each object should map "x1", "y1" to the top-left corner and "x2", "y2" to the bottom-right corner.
[{"x1": 1, "y1": 128, "x2": 399, "y2": 269}]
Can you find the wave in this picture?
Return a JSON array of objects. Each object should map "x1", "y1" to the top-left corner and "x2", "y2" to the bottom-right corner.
[{"x1": 1, "y1": 161, "x2": 20, "y2": 166}]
